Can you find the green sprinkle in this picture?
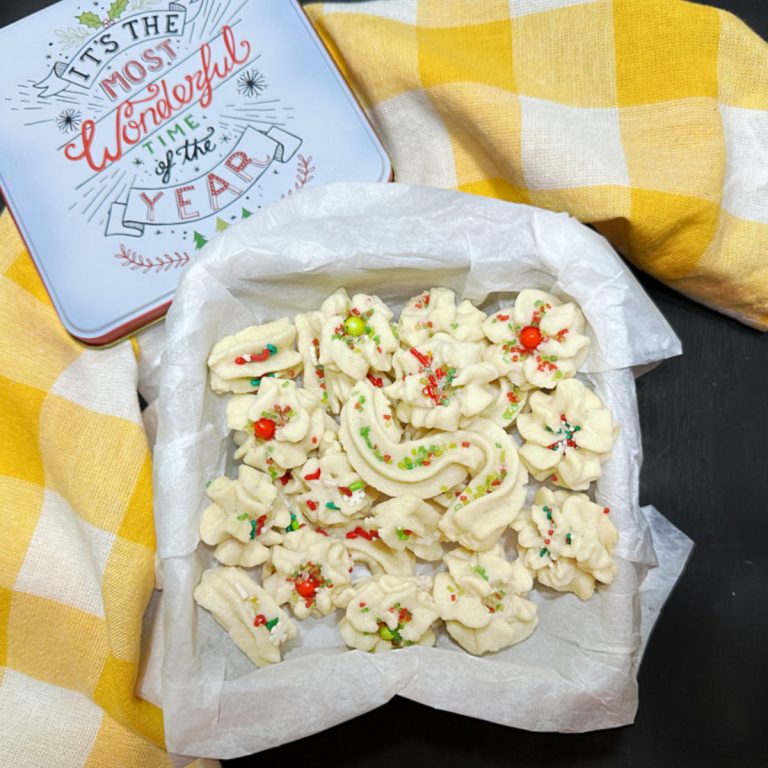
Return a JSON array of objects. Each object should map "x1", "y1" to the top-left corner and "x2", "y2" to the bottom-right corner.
[
  {"x1": 361, "y1": 606, "x2": 369, "y2": 613},
  {"x1": 285, "y1": 513, "x2": 300, "y2": 532},
  {"x1": 396, "y1": 527, "x2": 410, "y2": 541},
  {"x1": 250, "y1": 378, "x2": 261, "y2": 387},
  {"x1": 544, "y1": 506, "x2": 553, "y2": 520},
  {"x1": 472, "y1": 565, "x2": 489, "y2": 581},
  {"x1": 266, "y1": 344, "x2": 278, "y2": 355},
  {"x1": 378, "y1": 625, "x2": 394, "y2": 641},
  {"x1": 349, "y1": 480, "x2": 364, "y2": 492},
  {"x1": 237, "y1": 513, "x2": 249, "y2": 520},
  {"x1": 539, "y1": 547, "x2": 549, "y2": 558},
  {"x1": 325, "y1": 501, "x2": 340, "y2": 511},
  {"x1": 249, "y1": 519, "x2": 258, "y2": 540},
  {"x1": 566, "y1": 533, "x2": 572, "y2": 545},
  {"x1": 266, "y1": 617, "x2": 279, "y2": 630}
]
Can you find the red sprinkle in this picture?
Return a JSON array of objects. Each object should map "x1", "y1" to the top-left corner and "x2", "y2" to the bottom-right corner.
[
  {"x1": 603, "y1": 507, "x2": 611, "y2": 515},
  {"x1": 338, "y1": 487, "x2": 353, "y2": 497},
  {"x1": 461, "y1": 441, "x2": 470, "y2": 448},
  {"x1": 315, "y1": 528, "x2": 328, "y2": 537},
  {"x1": 346, "y1": 527, "x2": 379, "y2": 541},
  {"x1": 279, "y1": 472, "x2": 292, "y2": 486},
  {"x1": 410, "y1": 348, "x2": 431, "y2": 368},
  {"x1": 497, "y1": 314, "x2": 509, "y2": 321},
  {"x1": 306, "y1": 500, "x2": 318, "y2": 511},
  {"x1": 253, "y1": 614, "x2": 267, "y2": 627},
  {"x1": 367, "y1": 373, "x2": 383, "y2": 388},
  {"x1": 234, "y1": 356, "x2": 247, "y2": 365},
  {"x1": 304, "y1": 468, "x2": 322, "y2": 481}
]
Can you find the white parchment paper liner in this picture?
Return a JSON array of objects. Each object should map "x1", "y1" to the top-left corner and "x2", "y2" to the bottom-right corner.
[{"x1": 151, "y1": 183, "x2": 692, "y2": 758}]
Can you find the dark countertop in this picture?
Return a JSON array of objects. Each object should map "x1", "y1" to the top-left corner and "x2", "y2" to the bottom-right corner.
[{"x1": 1, "y1": 2, "x2": 765, "y2": 766}]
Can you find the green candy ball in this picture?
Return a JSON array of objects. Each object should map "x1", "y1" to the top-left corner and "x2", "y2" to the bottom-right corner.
[{"x1": 344, "y1": 315, "x2": 366, "y2": 337}]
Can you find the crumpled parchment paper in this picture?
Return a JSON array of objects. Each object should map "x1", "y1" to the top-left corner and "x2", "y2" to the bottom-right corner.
[{"x1": 149, "y1": 183, "x2": 692, "y2": 759}]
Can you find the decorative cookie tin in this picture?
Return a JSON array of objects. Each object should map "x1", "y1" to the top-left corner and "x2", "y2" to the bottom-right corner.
[{"x1": 0, "y1": 0, "x2": 391, "y2": 345}]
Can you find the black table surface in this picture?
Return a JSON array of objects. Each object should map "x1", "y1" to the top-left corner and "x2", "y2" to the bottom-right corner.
[{"x1": 1, "y1": 2, "x2": 766, "y2": 767}]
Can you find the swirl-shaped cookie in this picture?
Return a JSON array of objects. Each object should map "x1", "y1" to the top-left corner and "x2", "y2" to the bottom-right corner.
[
  {"x1": 336, "y1": 574, "x2": 439, "y2": 652},
  {"x1": 317, "y1": 289, "x2": 398, "y2": 379},
  {"x1": 483, "y1": 289, "x2": 590, "y2": 390},
  {"x1": 262, "y1": 528, "x2": 353, "y2": 619},
  {"x1": 385, "y1": 335, "x2": 498, "y2": 431},
  {"x1": 517, "y1": 378, "x2": 619, "y2": 490},
  {"x1": 512, "y1": 488, "x2": 619, "y2": 600},
  {"x1": 340, "y1": 382, "x2": 527, "y2": 550},
  {"x1": 433, "y1": 547, "x2": 538, "y2": 655},
  {"x1": 207, "y1": 318, "x2": 303, "y2": 394},
  {"x1": 200, "y1": 466, "x2": 289, "y2": 567},
  {"x1": 398, "y1": 288, "x2": 486, "y2": 347},
  {"x1": 227, "y1": 378, "x2": 325, "y2": 479},
  {"x1": 193, "y1": 567, "x2": 298, "y2": 667}
]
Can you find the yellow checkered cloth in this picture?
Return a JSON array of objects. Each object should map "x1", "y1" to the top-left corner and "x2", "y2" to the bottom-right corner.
[
  {"x1": 306, "y1": 0, "x2": 768, "y2": 329},
  {"x1": 0, "y1": 214, "x2": 217, "y2": 766}
]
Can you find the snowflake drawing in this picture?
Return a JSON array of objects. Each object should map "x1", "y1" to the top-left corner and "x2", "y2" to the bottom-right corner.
[
  {"x1": 56, "y1": 108, "x2": 83, "y2": 134},
  {"x1": 237, "y1": 69, "x2": 268, "y2": 99}
]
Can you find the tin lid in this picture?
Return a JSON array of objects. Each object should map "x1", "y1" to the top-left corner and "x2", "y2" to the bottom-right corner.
[{"x1": 0, "y1": 0, "x2": 391, "y2": 345}]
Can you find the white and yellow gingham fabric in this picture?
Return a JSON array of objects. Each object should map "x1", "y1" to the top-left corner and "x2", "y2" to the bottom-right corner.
[
  {"x1": 0, "y1": 214, "x2": 217, "y2": 767},
  {"x1": 1, "y1": 0, "x2": 767, "y2": 764},
  {"x1": 306, "y1": 0, "x2": 768, "y2": 329}
]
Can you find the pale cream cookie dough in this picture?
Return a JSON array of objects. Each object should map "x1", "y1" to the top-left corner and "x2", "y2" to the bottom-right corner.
[
  {"x1": 207, "y1": 317, "x2": 303, "y2": 394},
  {"x1": 433, "y1": 546, "x2": 538, "y2": 655},
  {"x1": 342, "y1": 528, "x2": 416, "y2": 577},
  {"x1": 295, "y1": 310, "x2": 356, "y2": 413},
  {"x1": 398, "y1": 288, "x2": 486, "y2": 347},
  {"x1": 262, "y1": 527, "x2": 354, "y2": 619},
  {"x1": 477, "y1": 379, "x2": 528, "y2": 429},
  {"x1": 517, "y1": 377, "x2": 619, "y2": 490},
  {"x1": 227, "y1": 378, "x2": 326, "y2": 480},
  {"x1": 339, "y1": 381, "x2": 527, "y2": 551},
  {"x1": 317, "y1": 289, "x2": 398, "y2": 380},
  {"x1": 200, "y1": 465, "x2": 290, "y2": 567},
  {"x1": 336, "y1": 574, "x2": 439, "y2": 652},
  {"x1": 385, "y1": 334, "x2": 499, "y2": 431},
  {"x1": 370, "y1": 494, "x2": 443, "y2": 562},
  {"x1": 513, "y1": 488, "x2": 619, "y2": 600},
  {"x1": 295, "y1": 440, "x2": 375, "y2": 527},
  {"x1": 483, "y1": 289, "x2": 590, "y2": 390},
  {"x1": 193, "y1": 567, "x2": 298, "y2": 667}
]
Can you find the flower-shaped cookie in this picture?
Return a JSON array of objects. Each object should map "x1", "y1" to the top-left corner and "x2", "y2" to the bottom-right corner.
[
  {"x1": 317, "y1": 289, "x2": 398, "y2": 380},
  {"x1": 433, "y1": 547, "x2": 538, "y2": 655},
  {"x1": 295, "y1": 440, "x2": 375, "y2": 526},
  {"x1": 517, "y1": 378, "x2": 619, "y2": 490},
  {"x1": 370, "y1": 494, "x2": 443, "y2": 561},
  {"x1": 207, "y1": 318, "x2": 303, "y2": 394},
  {"x1": 262, "y1": 528, "x2": 353, "y2": 619},
  {"x1": 477, "y1": 379, "x2": 529, "y2": 429},
  {"x1": 336, "y1": 574, "x2": 439, "y2": 652},
  {"x1": 385, "y1": 335, "x2": 499, "y2": 431},
  {"x1": 512, "y1": 488, "x2": 619, "y2": 600},
  {"x1": 483, "y1": 289, "x2": 590, "y2": 389},
  {"x1": 295, "y1": 310, "x2": 356, "y2": 413},
  {"x1": 228, "y1": 378, "x2": 325, "y2": 479},
  {"x1": 200, "y1": 465, "x2": 290, "y2": 567},
  {"x1": 193, "y1": 567, "x2": 298, "y2": 667},
  {"x1": 398, "y1": 288, "x2": 486, "y2": 347}
]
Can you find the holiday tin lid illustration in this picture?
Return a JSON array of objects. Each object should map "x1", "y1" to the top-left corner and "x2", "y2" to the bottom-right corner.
[{"x1": 0, "y1": 0, "x2": 391, "y2": 345}]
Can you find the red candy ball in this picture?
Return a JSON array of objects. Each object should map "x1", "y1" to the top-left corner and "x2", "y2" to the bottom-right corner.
[
  {"x1": 519, "y1": 325, "x2": 542, "y2": 350},
  {"x1": 253, "y1": 418, "x2": 276, "y2": 440},
  {"x1": 295, "y1": 577, "x2": 320, "y2": 598}
]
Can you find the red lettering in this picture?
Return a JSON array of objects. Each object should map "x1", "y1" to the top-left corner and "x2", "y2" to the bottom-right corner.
[
  {"x1": 207, "y1": 172, "x2": 242, "y2": 211},
  {"x1": 175, "y1": 185, "x2": 199, "y2": 220},
  {"x1": 224, "y1": 150, "x2": 270, "y2": 182},
  {"x1": 124, "y1": 59, "x2": 147, "y2": 83},
  {"x1": 139, "y1": 191, "x2": 164, "y2": 222},
  {"x1": 100, "y1": 71, "x2": 130, "y2": 101}
]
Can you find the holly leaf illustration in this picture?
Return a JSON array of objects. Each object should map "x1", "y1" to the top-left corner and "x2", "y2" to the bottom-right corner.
[
  {"x1": 108, "y1": 0, "x2": 129, "y2": 20},
  {"x1": 77, "y1": 11, "x2": 103, "y2": 28}
]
